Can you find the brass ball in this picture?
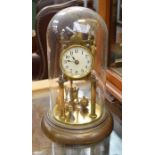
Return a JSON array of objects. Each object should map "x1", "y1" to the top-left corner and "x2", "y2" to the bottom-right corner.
[{"x1": 80, "y1": 96, "x2": 89, "y2": 108}]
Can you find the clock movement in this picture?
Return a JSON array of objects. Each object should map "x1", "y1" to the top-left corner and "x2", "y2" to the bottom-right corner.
[{"x1": 41, "y1": 6, "x2": 113, "y2": 154}]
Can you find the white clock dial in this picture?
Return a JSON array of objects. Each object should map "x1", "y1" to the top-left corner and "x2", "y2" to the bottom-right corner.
[{"x1": 60, "y1": 45, "x2": 93, "y2": 79}]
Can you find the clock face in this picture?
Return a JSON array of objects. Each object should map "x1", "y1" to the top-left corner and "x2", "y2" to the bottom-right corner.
[{"x1": 60, "y1": 45, "x2": 93, "y2": 79}]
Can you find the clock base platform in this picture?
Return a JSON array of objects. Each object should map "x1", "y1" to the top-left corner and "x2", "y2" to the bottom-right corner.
[{"x1": 41, "y1": 109, "x2": 113, "y2": 145}]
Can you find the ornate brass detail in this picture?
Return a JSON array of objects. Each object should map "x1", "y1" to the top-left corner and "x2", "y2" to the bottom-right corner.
[
  {"x1": 53, "y1": 99, "x2": 102, "y2": 125},
  {"x1": 80, "y1": 96, "x2": 89, "y2": 111},
  {"x1": 60, "y1": 19, "x2": 97, "y2": 56},
  {"x1": 53, "y1": 70, "x2": 105, "y2": 125}
]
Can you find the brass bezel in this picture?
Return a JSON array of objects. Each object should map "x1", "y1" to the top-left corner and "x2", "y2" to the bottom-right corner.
[{"x1": 60, "y1": 45, "x2": 94, "y2": 79}]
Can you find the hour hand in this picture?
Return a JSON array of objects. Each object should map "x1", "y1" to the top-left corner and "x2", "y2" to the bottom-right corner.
[
  {"x1": 67, "y1": 60, "x2": 74, "y2": 63},
  {"x1": 67, "y1": 59, "x2": 79, "y2": 65}
]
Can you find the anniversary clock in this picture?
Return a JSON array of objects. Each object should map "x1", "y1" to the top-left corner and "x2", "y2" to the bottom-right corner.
[{"x1": 42, "y1": 6, "x2": 113, "y2": 155}]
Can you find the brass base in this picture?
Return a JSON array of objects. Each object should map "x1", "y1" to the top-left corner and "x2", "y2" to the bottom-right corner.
[{"x1": 41, "y1": 109, "x2": 113, "y2": 145}]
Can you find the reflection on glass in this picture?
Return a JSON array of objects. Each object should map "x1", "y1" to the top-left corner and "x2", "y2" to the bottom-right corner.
[
  {"x1": 109, "y1": 0, "x2": 122, "y2": 76},
  {"x1": 51, "y1": 138, "x2": 109, "y2": 155}
]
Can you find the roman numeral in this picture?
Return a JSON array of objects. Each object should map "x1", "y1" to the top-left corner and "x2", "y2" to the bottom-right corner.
[
  {"x1": 75, "y1": 49, "x2": 78, "y2": 53},
  {"x1": 70, "y1": 51, "x2": 73, "y2": 55}
]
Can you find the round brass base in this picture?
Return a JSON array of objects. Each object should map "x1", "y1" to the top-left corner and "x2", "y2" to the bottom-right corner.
[{"x1": 41, "y1": 109, "x2": 113, "y2": 145}]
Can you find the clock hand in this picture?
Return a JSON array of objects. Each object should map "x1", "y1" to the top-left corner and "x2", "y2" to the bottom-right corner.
[
  {"x1": 72, "y1": 56, "x2": 76, "y2": 60},
  {"x1": 71, "y1": 56, "x2": 79, "y2": 65},
  {"x1": 67, "y1": 60, "x2": 74, "y2": 63},
  {"x1": 67, "y1": 59, "x2": 79, "y2": 65}
]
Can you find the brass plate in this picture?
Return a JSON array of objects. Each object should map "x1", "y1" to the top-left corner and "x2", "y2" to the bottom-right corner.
[{"x1": 52, "y1": 100, "x2": 102, "y2": 125}]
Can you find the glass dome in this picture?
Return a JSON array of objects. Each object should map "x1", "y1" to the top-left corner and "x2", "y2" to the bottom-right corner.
[{"x1": 42, "y1": 6, "x2": 112, "y2": 148}]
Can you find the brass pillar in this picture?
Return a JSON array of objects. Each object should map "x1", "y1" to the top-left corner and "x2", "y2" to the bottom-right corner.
[
  {"x1": 90, "y1": 74, "x2": 97, "y2": 118},
  {"x1": 70, "y1": 80, "x2": 73, "y2": 102},
  {"x1": 58, "y1": 75, "x2": 65, "y2": 119}
]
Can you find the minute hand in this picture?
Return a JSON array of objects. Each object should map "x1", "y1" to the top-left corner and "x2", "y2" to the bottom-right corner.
[{"x1": 72, "y1": 56, "x2": 76, "y2": 60}]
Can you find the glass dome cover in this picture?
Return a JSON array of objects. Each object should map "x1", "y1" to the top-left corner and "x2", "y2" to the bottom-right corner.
[{"x1": 42, "y1": 6, "x2": 112, "y2": 145}]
